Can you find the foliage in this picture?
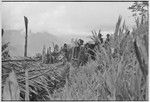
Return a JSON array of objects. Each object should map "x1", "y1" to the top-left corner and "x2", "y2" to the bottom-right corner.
[
  {"x1": 89, "y1": 29, "x2": 102, "y2": 44},
  {"x1": 2, "y1": 3, "x2": 148, "y2": 100},
  {"x1": 128, "y1": 1, "x2": 149, "y2": 18},
  {"x1": 2, "y1": 30, "x2": 11, "y2": 60},
  {"x1": 51, "y1": 14, "x2": 148, "y2": 100}
]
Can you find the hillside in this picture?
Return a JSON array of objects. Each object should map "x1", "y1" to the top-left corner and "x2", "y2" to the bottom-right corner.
[
  {"x1": 2, "y1": 30, "x2": 59, "y2": 56},
  {"x1": 2, "y1": 30, "x2": 92, "y2": 57}
]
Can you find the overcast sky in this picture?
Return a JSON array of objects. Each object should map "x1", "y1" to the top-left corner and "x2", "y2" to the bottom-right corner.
[{"x1": 2, "y1": 2, "x2": 135, "y2": 36}]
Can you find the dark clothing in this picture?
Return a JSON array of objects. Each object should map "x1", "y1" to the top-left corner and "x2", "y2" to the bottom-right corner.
[
  {"x1": 78, "y1": 46, "x2": 88, "y2": 66},
  {"x1": 51, "y1": 52, "x2": 59, "y2": 63},
  {"x1": 84, "y1": 43, "x2": 97, "y2": 61},
  {"x1": 73, "y1": 46, "x2": 80, "y2": 59},
  {"x1": 100, "y1": 38, "x2": 103, "y2": 43},
  {"x1": 62, "y1": 47, "x2": 70, "y2": 61}
]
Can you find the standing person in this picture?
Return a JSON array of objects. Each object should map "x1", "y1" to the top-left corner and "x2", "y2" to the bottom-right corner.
[
  {"x1": 95, "y1": 33, "x2": 103, "y2": 51},
  {"x1": 105, "y1": 34, "x2": 110, "y2": 43},
  {"x1": 77, "y1": 39, "x2": 84, "y2": 66},
  {"x1": 46, "y1": 47, "x2": 52, "y2": 64},
  {"x1": 63, "y1": 43, "x2": 69, "y2": 61},
  {"x1": 52, "y1": 44, "x2": 59, "y2": 63},
  {"x1": 104, "y1": 34, "x2": 112, "y2": 61},
  {"x1": 104, "y1": 34, "x2": 111, "y2": 49},
  {"x1": 98, "y1": 33, "x2": 103, "y2": 44}
]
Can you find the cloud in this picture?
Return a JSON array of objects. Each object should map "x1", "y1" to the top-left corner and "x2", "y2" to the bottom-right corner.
[{"x1": 2, "y1": 2, "x2": 135, "y2": 36}]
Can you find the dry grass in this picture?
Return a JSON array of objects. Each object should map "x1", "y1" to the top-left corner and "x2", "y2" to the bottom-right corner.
[
  {"x1": 52, "y1": 15, "x2": 148, "y2": 101},
  {"x1": 2, "y1": 15, "x2": 148, "y2": 101}
]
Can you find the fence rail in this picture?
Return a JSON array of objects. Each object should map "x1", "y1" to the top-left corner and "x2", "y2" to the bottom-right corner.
[{"x1": 2, "y1": 59, "x2": 39, "y2": 62}]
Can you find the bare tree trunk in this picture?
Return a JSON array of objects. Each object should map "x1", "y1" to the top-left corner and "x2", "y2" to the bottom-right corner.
[
  {"x1": 24, "y1": 16, "x2": 29, "y2": 101},
  {"x1": 24, "y1": 16, "x2": 28, "y2": 57}
]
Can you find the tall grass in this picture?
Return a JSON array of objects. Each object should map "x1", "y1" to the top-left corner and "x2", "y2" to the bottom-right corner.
[
  {"x1": 52, "y1": 15, "x2": 148, "y2": 101},
  {"x1": 2, "y1": 15, "x2": 148, "y2": 101}
]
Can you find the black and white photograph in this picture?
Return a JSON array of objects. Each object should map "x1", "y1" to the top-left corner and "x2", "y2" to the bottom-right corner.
[{"x1": 1, "y1": 0, "x2": 149, "y2": 101}]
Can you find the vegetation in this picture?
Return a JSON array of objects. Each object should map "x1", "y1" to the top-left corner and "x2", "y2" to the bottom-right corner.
[
  {"x1": 2, "y1": 2, "x2": 148, "y2": 101},
  {"x1": 50, "y1": 14, "x2": 148, "y2": 100},
  {"x1": 128, "y1": 1, "x2": 148, "y2": 18}
]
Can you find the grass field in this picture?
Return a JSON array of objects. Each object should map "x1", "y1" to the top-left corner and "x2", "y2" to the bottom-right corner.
[{"x1": 2, "y1": 12, "x2": 148, "y2": 101}]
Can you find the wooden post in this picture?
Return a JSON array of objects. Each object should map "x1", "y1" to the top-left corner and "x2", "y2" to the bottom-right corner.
[
  {"x1": 24, "y1": 16, "x2": 29, "y2": 101},
  {"x1": 25, "y1": 67, "x2": 29, "y2": 101},
  {"x1": 24, "y1": 16, "x2": 28, "y2": 57},
  {"x1": 2, "y1": 29, "x2": 4, "y2": 36},
  {"x1": 42, "y1": 45, "x2": 46, "y2": 63}
]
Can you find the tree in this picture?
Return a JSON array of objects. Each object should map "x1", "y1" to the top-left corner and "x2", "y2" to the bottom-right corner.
[
  {"x1": 128, "y1": 1, "x2": 149, "y2": 19},
  {"x1": 2, "y1": 29, "x2": 10, "y2": 60}
]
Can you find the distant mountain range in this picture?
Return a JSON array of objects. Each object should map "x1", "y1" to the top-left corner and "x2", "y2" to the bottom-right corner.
[{"x1": 2, "y1": 29, "x2": 91, "y2": 57}]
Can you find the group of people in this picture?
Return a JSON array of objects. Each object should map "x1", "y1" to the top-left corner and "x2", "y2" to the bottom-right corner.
[
  {"x1": 60, "y1": 33, "x2": 111, "y2": 66},
  {"x1": 41, "y1": 33, "x2": 112, "y2": 67}
]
